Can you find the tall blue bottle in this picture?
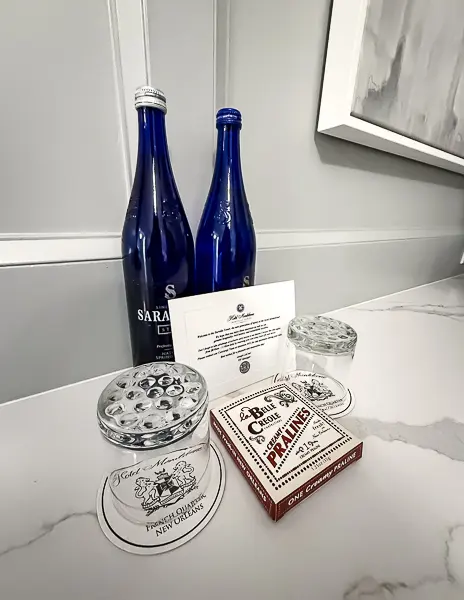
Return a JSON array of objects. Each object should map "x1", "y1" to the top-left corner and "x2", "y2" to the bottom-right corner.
[
  {"x1": 195, "y1": 108, "x2": 256, "y2": 293},
  {"x1": 122, "y1": 87, "x2": 194, "y2": 366}
]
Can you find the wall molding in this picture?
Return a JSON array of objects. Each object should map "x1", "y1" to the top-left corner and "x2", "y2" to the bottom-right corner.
[
  {"x1": 2, "y1": 228, "x2": 463, "y2": 267},
  {"x1": 110, "y1": 0, "x2": 149, "y2": 181},
  {"x1": 107, "y1": 0, "x2": 132, "y2": 201},
  {"x1": 0, "y1": 234, "x2": 121, "y2": 267},
  {"x1": 2, "y1": 2, "x2": 463, "y2": 268},
  {"x1": 256, "y1": 228, "x2": 464, "y2": 251}
]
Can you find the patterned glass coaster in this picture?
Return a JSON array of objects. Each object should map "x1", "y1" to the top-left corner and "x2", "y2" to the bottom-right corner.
[
  {"x1": 97, "y1": 441, "x2": 225, "y2": 555},
  {"x1": 274, "y1": 370, "x2": 355, "y2": 419}
]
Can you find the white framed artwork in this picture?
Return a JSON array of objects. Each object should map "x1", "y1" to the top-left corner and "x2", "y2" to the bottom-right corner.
[{"x1": 318, "y1": 0, "x2": 464, "y2": 174}]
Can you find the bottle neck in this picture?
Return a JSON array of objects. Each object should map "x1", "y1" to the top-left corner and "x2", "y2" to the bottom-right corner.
[
  {"x1": 134, "y1": 106, "x2": 173, "y2": 180},
  {"x1": 211, "y1": 124, "x2": 245, "y2": 194}
]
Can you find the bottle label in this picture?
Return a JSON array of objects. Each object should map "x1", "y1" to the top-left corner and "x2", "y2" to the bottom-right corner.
[
  {"x1": 164, "y1": 283, "x2": 177, "y2": 299},
  {"x1": 128, "y1": 284, "x2": 180, "y2": 364},
  {"x1": 137, "y1": 308, "x2": 171, "y2": 326}
]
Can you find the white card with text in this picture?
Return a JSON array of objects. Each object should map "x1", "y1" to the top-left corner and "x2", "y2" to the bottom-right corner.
[{"x1": 169, "y1": 281, "x2": 296, "y2": 399}]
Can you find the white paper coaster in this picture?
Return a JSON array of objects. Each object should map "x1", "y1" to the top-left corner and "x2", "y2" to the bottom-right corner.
[
  {"x1": 273, "y1": 371, "x2": 356, "y2": 419},
  {"x1": 97, "y1": 442, "x2": 225, "y2": 555}
]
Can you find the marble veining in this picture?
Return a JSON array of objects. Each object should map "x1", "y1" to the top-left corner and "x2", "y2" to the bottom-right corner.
[
  {"x1": 0, "y1": 510, "x2": 96, "y2": 559},
  {"x1": 341, "y1": 417, "x2": 464, "y2": 462},
  {"x1": 354, "y1": 303, "x2": 464, "y2": 321},
  {"x1": 344, "y1": 523, "x2": 464, "y2": 599},
  {"x1": 1, "y1": 276, "x2": 464, "y2": 599}
]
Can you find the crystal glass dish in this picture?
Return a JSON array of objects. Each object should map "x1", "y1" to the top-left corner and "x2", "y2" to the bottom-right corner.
[
  {"x1": 98, "y1": 362, "x2": 208, "y2": 450},
  {"x1": 287, "y1": 315, "x2": 357, "y2": 386},
  {"x1": 98, "y1": 362, "x2": 210, "y2": 525}
]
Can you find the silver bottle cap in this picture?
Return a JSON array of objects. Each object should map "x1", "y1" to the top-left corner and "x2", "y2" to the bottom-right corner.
[{"x1": 134, "y1": 86, "x2": 167, "y2": 113}]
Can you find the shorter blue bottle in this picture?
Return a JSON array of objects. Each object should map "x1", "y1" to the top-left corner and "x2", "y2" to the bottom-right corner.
[{"x1": 195, "y1": 108, "x2": 256, "y2": 294}]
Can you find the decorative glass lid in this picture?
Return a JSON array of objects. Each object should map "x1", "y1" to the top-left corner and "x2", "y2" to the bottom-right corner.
[
  {"x1": 97, "y1": 362, "x2": 208, "y2": 450},
  {"x1": 287, "y1": 315, "x2": 357, "y2": 356}
]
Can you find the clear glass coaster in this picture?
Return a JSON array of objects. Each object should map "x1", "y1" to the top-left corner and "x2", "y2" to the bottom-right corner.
[
  {"x1": 287, "y1": 315, "x2": 357, "y2": 387},
  {"x1": 97, "y1": 362, "x2": 210, "y2": 525}
]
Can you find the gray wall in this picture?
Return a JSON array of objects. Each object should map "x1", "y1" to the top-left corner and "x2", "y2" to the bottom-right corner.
[
  {"x1": 147, "y1": 0, "x2": 215, "y2": 233},
  {"x1": 225, "y1": 0, "x2": 464, "y2": 311},
  {"x1": 1, "y1": 0, "x2": 464, "y2": 403},
  {"x1": 0, "y1": 0, "x2": 128, "y2": 235},
  {"x1": 0, "y1": 0, "x2": 132, "y2": 404},
  {"x1": 0, "y1": 261, "x2": 131, "y2": 404},
  {"x1": 227, "y1": 0, "x2": 464, "y2": 233}
]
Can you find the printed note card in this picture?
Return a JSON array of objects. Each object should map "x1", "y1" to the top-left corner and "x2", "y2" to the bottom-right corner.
[{"x1": 169, "y1": 281, "x2": 296, "y2": 399}]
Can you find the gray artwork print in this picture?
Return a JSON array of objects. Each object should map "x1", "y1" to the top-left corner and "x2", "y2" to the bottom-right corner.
[{"x1": 352, "y1": 0, "x2": 464, "y2": 158}]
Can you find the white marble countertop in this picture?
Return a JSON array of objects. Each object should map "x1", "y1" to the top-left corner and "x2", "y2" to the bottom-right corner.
[{"x1": 2, "y1": 276, "x2": 464, "y2": 600}]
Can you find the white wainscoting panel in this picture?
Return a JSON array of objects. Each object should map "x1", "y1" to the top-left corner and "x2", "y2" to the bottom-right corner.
[
  {"x1": 2, "y1": 0, "x2": 464, "y2": 403},
  {"x1": 3, "y1": 228, "x2": 464, "y2": 267},
  {"x1": 256, "y1": 228, "x2": 464, "y2": 250},
  {"x1": 0, "y1": 0, "x2": 128, "y2": 235},
  {"x1": 0, "y1": 234, "x2": 121, "y2": 266}
]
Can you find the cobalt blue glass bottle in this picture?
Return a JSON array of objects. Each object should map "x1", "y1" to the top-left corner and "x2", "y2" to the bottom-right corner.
[
  {"x1": 122, "y1": 87, "x2": 194, "y2": 366},
  {"x1": 195, "y1": 108, "x2": 256, "y2": 294}
]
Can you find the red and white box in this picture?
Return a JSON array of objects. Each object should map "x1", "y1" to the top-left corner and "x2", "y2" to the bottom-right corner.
[{"x1": 211, "y1": 382, "x2": 363, "y2": 521}]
